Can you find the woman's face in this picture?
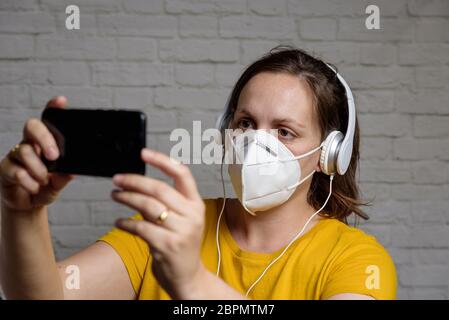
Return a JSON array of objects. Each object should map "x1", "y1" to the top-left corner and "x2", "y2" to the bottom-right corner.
[{"x1": 231, "y1": 71, "x2": 323, "y2": 175}]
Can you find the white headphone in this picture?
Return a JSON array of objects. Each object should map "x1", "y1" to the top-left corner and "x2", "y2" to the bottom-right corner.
[{"x1": 216, "y1": 63, "x2": 356, "y2": 176}]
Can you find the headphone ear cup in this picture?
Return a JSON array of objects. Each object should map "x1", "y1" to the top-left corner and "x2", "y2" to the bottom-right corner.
[{"x1": 320, "y1": 131, "x2": 344, "y2": 176}]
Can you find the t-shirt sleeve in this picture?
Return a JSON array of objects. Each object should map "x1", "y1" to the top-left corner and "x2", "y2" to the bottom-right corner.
[
  {"x1": 97, "y1": 213, "x2": 150, "y2": 295},
  {"x1": 320, "y1": 236, "x2": 397, "y2": 300}
]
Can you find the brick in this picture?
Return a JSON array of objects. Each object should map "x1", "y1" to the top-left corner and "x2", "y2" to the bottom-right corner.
[
  {"x1": 392, "y1": 225, "x2": 449, "y2": 248},
  {"x1": 414, "y1": 116, "x2": 449, "y2": 137},
  {"x1": 175, "y1": 64, "x2": 214, "y2": 87},
  {"x1": 155, "y1": 87, "x2": 229, "y2": 110},
  {"x1": 240, "y1": 40, "x2": 280, "y2": 65},
  {"x1": 304, "y1": 42, "x2": 360, "y2": 65},
  {"x1": 98, "y1": 14, "x2": 177, "y2": 37},
  {"x1": 47, "y1": 62, "x2": 90, "y2": 86},
  {"x1": 146, "y1": 110, "x2": 178, "y2": 133},
  {"x1": 92, "y1": 63, "x2": 172, "y2": 87},
  {"x1": 165, "y1": 0, "x2": 246, "y2": 14},
  {"x1": 220, "y1": 16, "x2": 296, "y2": 39},
  {"x1": 408, "y1": 288, "x2": 448, "y2": 300},
  {"x1": 360, "y1": 44, "x2": 396, "y2": 66},
  {"x1": 0, "y1": 35, "x2": 33, "y2": 58},
  {"x1": 410, "y1": 200, "x2": 448, "y2": 224},
  {"x1": 360, "y1": 137, "x2": 393, "y2": 160},
  {"x1": 31, "y1": 86, "x2": 111, "y2": 109},
  {"x1": 339, "y1": 66, "x2": 413, "y2": 89},
  {"x1": 48, "y1": 201, "x2": 90, "y2": 226},
  {"x1": 411, "y1": 248, "x2": 449, "y2": 265},
  {"x1": 359, "y1": 160, "x2": 412, "y2": 183},
  {"x1": 248, "y1": 0, "x2": 286, "y2": 16},
  {"x1": 90, "y1": 201, "x2": 135, "y2": 226},
  {"x1": 408, "y1": 0, "x2": 449, "y2": 17},
  {"x1": 399, "y1": 44, "x2": 449, "y2": 65},
  {"x1": 287, "y1": 0, "x2": 360, "y2": 16},
  {"x1": 0, "y1": 12, "x2": 54, "y2": 34},
  {"x1": 299, "y1": 18, "x2": 337, "y2": 40},
  {"x1": 0, "y1": 85, "x2": 29, "y2": 109},
  {"x1": 393, "y1": 138, "x2": 445, "y2": 160},
  {"x1": 0, "y1": 108, "x2": 35, "y2": 133},
  {"x1": 359, "y1": 114, "x2": 412, "y2": 137},
  {"x1": 59, "y1": 178, "x2": 114, "y2": 201},
  {"x1": 159, "y1": 39, "x2": 239, "y2": 62},
  {"x1": 338, "y1": 18, "x2": 414, "y2": 42},
  {"x1": 400, "y1": 266, "x2": 449, "y2": 286},
  {"x1": 51, "y1": 226, "x2": 110, "y2": 248},
  {"x1": 362, "y1": 199, "x2": 410, "y2": 224},
  {"x1": 0, "y1": 0, "x2": 38, "y2": 11},
  {"x1": 391, "y1": 184, "x2": 449, "y2": 201},
  {"x1": 122, "y1": 0, "x2": 164, "y2": 13},
  {"x1": 113, "y1": 87, "x2": 153, "y2": 110},
  {"x1": 215, "y1": 64, "x2": 244, "y2": 87},
  {"x1": 0, "y1": 62, "x2": 30, "y2": 84},
  {"x1": 416, "y1": 19, "x2": 449, "y2": 42},
  {"x1": 40, "y1": 0, "x2": 120, "y2": 13},
  {"x1": 358, "y1": 183, "x2": 391, "y2": 200},
  {"x1": 355, "y1": 90, "x2": 395, "y2": 113},
  {"x1": 117, "y1": 38, "x2": 156, "y2": 61},
  {"x1": 412, "y1": 161, "x2": 448, "y2": 185},
  {"x1": 415, "y1": 67, "x2": 449, "y2": 89},
  {"x1": 36, "y1": 36, "x2": 116, "y2": 60},
  {"x1": 179, "y1": 16, "x2": 218, "y2": 38},
  {"x1": 395, "y1": 90, "x2": 449, "y2": 115}
]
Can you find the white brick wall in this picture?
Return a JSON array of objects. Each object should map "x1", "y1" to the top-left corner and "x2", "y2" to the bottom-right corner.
[{"x1": 0, "y1": 0, "x2": 448, "y2": 300}]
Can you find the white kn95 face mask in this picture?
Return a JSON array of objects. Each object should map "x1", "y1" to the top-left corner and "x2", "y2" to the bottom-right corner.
[{"x1": 226, "y1": 129, "x2": 323, "y2": 215}]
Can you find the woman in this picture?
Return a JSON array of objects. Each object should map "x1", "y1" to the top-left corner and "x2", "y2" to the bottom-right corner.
[{"x1": 0, "y1": 47, "x2": 396, "y2": 300}]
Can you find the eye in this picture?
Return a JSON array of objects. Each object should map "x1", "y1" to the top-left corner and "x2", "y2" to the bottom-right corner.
[
  {"x1": 278, "y1": 128, "x2": 295, "y2": 139},
  {"x1": 237, "y1": 118, "x2": 254, "y2": 130}
]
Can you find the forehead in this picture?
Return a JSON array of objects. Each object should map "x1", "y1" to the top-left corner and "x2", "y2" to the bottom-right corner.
[{"x1": 237, "y1": 71, "x2": 316, "y2": 124}]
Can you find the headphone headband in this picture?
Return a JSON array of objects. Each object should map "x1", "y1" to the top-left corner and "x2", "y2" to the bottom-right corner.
[{"x1": 325, "y1": 64, "x2": 355, "y2": 175}]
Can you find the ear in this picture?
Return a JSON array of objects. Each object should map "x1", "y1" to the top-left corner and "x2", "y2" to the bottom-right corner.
[{"x1": 315, "y1": 159, "x2": 322, "y2": 173}]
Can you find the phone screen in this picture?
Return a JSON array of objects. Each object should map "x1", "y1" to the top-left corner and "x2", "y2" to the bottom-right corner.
[{"x1": 41, "y1": 108, "x2": 146, "y2": 177}]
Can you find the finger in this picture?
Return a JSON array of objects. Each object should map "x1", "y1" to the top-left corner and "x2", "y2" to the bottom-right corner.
[
  {"x1": 111, "y1": 190, "x2": 183, "y2": 232},
  {"x1": 48, "y1": 172, "x2": 75, "y2": 192},
  {"x1": 141, "y1": 148, "x2": 201, "y2": 202},
  {"x1": 115, "y1": 218, "x2": 172, "y2": 253},
  {"x1": 46, "y1": 96, "x2": 67, "y2": 109},
  {"x1": 23, "y1": 118, "x2": 59, "y2": 161},
  {"x1": 2, "y1": 161, "x2": 40, "y2": 194},
  {"x1": 12, "y1": 143, "x2": 49, "y2": 185},
  {"x1": 112, "y1": 174, "x2": 189, "y2": 216}
]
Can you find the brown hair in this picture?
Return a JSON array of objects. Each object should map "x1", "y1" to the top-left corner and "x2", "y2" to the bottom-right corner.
[{"x1": 219, "y1": 46, "x2": 370, "y2": 223}]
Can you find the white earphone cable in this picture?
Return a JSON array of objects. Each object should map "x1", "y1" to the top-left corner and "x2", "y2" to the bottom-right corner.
[{"x1": 215, "y1": 172, "x2": 335, "y2": 297}]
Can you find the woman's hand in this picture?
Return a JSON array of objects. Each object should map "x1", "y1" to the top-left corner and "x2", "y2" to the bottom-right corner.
[
  {"x1": 0, "y1": 96, "x2": 74, "y2": 213},
  {"x1": 111, "y1": 148, "x2": 207, "y2": 298}
]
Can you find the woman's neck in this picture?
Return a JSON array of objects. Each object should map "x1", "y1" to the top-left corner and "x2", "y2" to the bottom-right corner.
[{"x1": 223, "y1": 186, "x2": 322, "y2": 254}]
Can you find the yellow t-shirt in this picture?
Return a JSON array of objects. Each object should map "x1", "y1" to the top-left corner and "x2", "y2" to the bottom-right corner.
[{"x1": 98, "y1": 198, "x2": 397, "y2": 300}]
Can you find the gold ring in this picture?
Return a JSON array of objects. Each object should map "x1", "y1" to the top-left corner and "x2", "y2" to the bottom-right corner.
[
  {"x1": 157, "y1": 209, "x2": 169, "y2": 224},
  {"x1": 8, "y1": 144, "x2": 21, "y2": 161}
]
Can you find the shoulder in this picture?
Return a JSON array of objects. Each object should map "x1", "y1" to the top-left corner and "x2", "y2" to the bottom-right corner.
[{"x1": 317, "y1": 219, "x2": 397, "y2": 299}]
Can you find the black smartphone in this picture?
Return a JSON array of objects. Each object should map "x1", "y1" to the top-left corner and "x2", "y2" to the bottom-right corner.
[{"x1": 41, "y1": 108, "x2": 146, "y2": 177}]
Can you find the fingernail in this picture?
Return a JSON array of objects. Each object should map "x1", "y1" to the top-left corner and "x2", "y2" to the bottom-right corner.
[
  {"x1": 142, "y1": 148, "x2": 153, "y2": 158},
  {"x1": 47, "y1": 146, "x2": 59, "y2": 160},
  {"x1": 113, "y1": 174, "x2": 123, "y2": 183}
]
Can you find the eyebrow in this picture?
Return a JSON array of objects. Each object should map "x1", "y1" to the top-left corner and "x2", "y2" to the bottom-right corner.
[{"x1": 235, "y1": 109, "x2": 307, "y2": 129}]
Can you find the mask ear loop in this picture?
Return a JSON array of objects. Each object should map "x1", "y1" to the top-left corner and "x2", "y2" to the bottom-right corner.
[{"x1": 244, "y1": 173, "x2": 335, "y2": 297}]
